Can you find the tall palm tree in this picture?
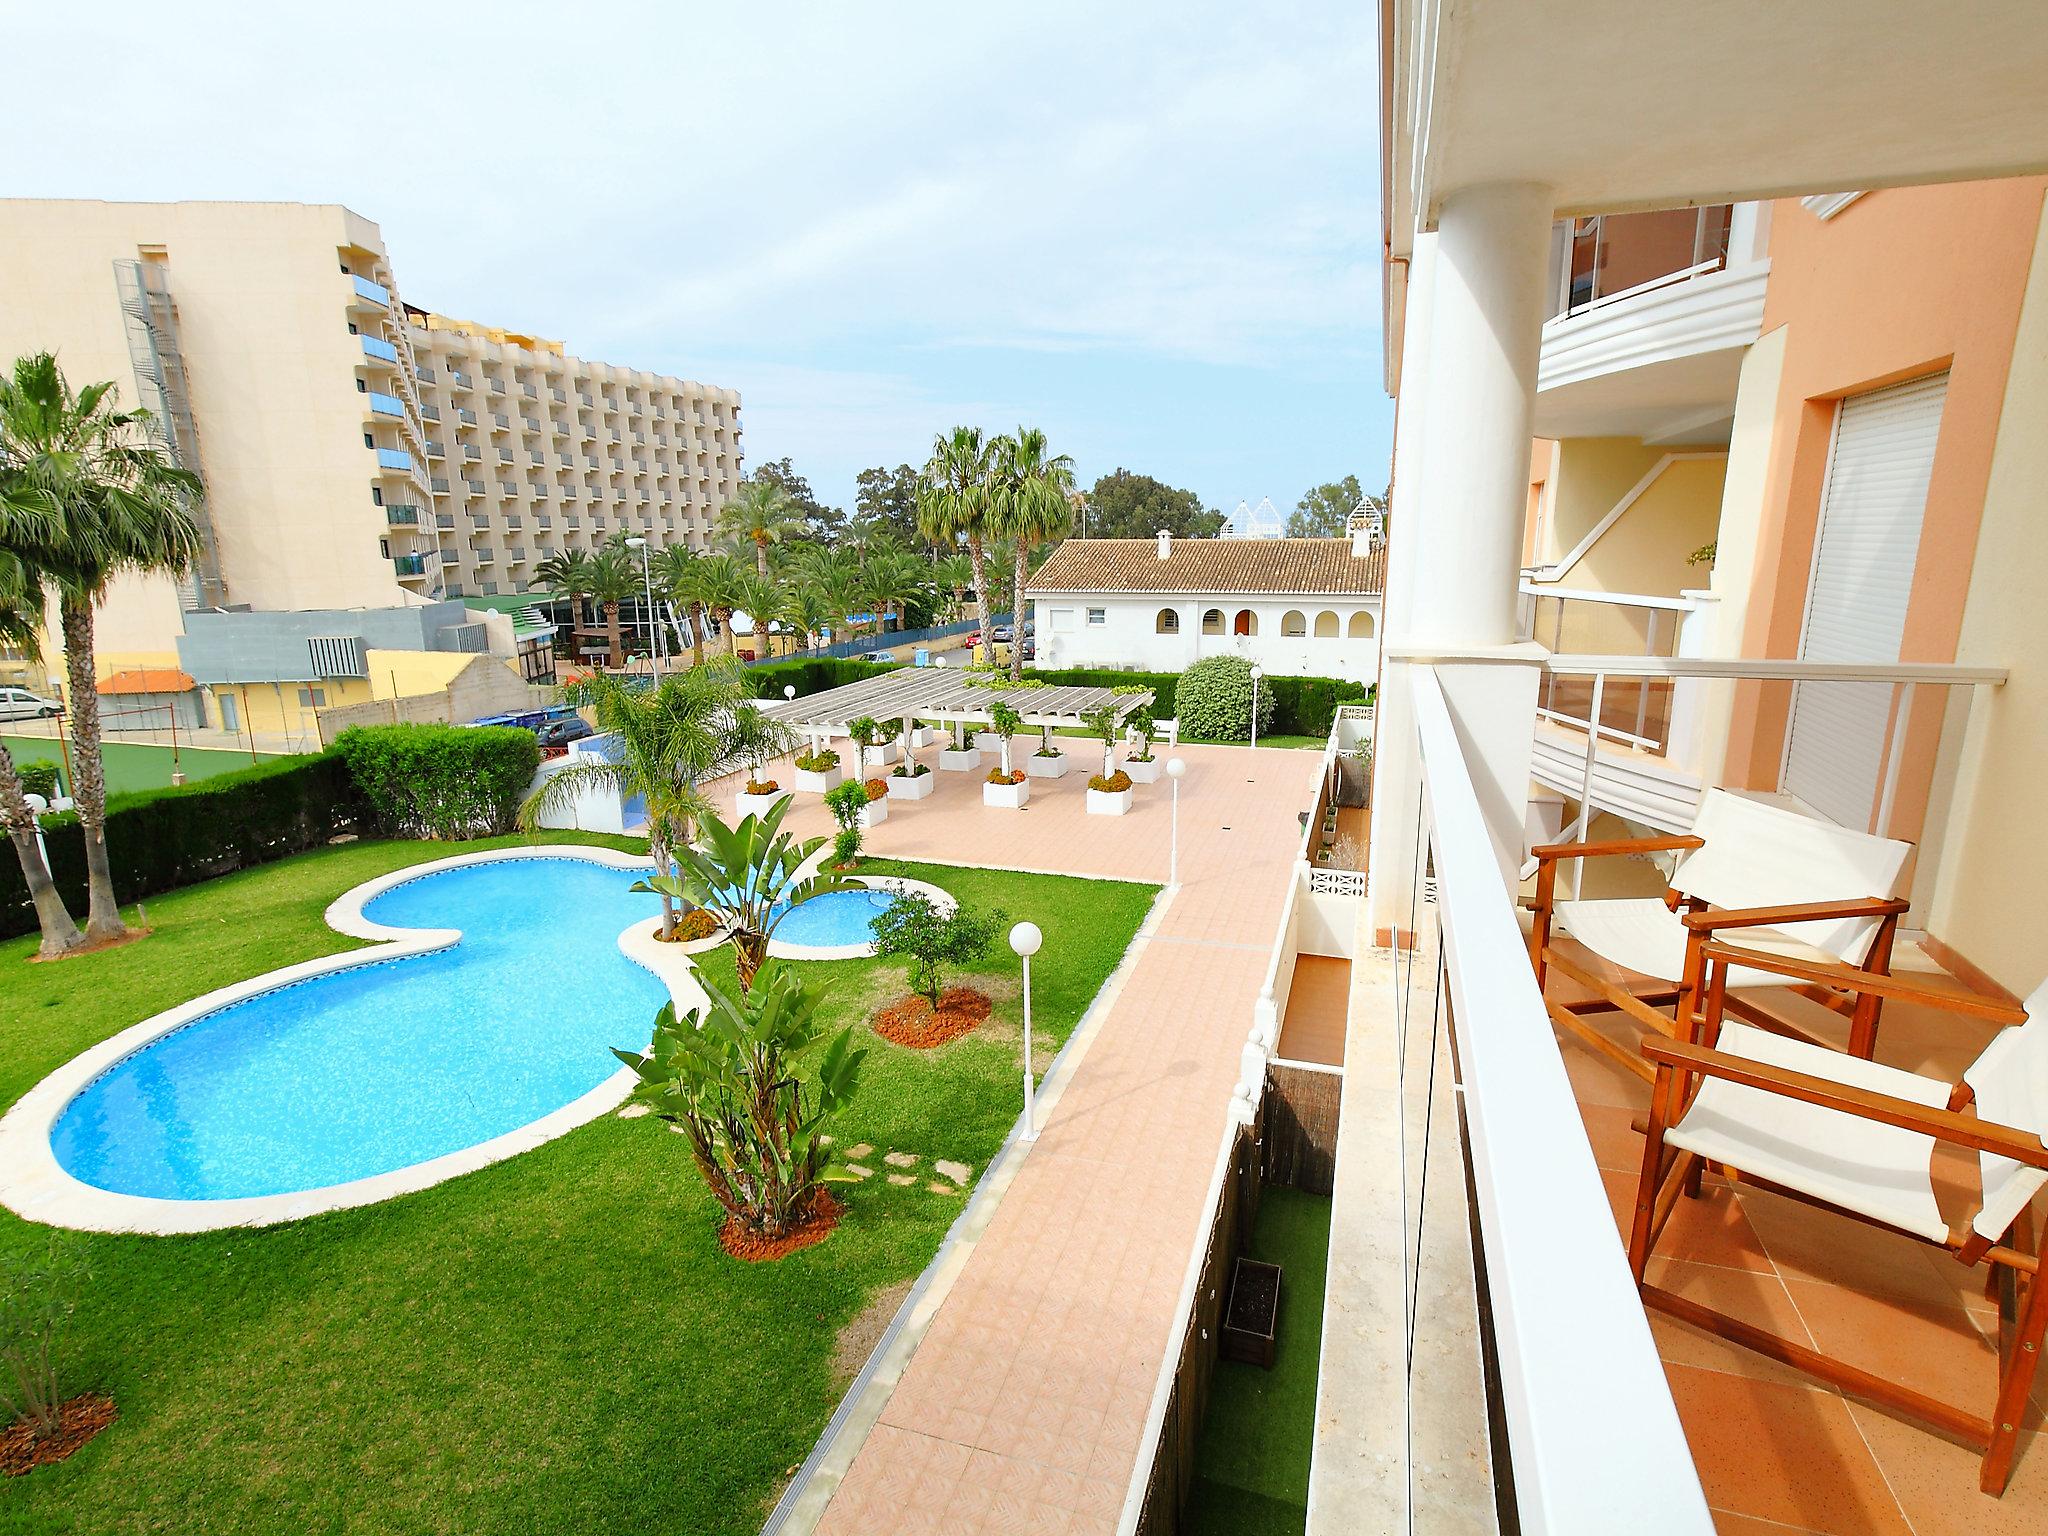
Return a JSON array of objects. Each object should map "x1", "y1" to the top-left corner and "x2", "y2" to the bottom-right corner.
[
  {"x1": 792, "y1": 545, "x2": 865, "y2": 639},
  {"x1": 730, "y1": 568, "x2": 787, "y2": 660},
  {"x1": 535, "y1": 547, "x2": 597, "y2": 652},
  {"x1": 692, "y1": 550, "x2": 749, "y2": 660},
  {"x1": 916, "y1": 426, "x2": 996, "y2": 664},
  {"x1": 650, "y1": 544, "x2": 705, "y2": 666},
  {"x1": 783, "y1": 582, "x2": 835, "y2": 654},
  {"x1": 585, "y1": 545, "x2": 639, "y2": 668},
  {"x1": 990, "y1": 427, "x2": 1076, "y2": 679},
  {"x1": 932, "y1": 551, "x2": 976, "y2": 621},
  {"x1": 518, "y1": 661, "x2": 746, "y2": 937},
  {"x1": 0, "y1": 550, "x2": 81, "y2": 957},
  {"x1": 716, "y1": 479, "x2": 802, "y2": 579},
  {"x1": 861, "y1": 547, "x2": 926, "y2": 635},
  {"x1": 0, "y1": 353, "x2": 201, "y2": 945}
]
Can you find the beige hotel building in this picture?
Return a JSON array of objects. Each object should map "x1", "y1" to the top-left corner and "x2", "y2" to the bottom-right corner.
[{"x1": 0, "y1": 199, "x2": 741, "y2": 665}]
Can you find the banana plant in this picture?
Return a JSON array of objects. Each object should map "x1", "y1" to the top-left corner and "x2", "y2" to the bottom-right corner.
[{"x1": 613, "y1": 965, "x2": 867, "y2": 1239}]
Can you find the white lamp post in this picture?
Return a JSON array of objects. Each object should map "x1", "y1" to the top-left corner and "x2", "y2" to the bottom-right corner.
[
  {"x1": 1250, "y1": 664, "x2": 1264, "y2": 751},
  {"x1": 626, "y1": 536, "x2": 660, "y2": 669},
  {"x1": 1009, "y1": 921, "x2": 1044, "y2": 1140},
  {"x1": 1166, "y1": 756, "x2": 1187, "y2": 886}
]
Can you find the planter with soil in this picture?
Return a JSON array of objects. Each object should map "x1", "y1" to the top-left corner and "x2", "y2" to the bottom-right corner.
[
  {"x1": 1220, "y1": 1256, "x2": 1281, "y2": 1369},
  {"x1": 887, "y1": 768, "x2": 935, "y2": 801},
  {"x1": 938, "y1": 745, "x2": 982, "y2": 772},
  {"x1": 735, "y1": 786, "x2": 790, "y2": 819},
  {"x1": 983, "y1": 773, "x2": 1030, "y2": 809},
  {"x1": 1123, "y1": 756, "x2": 1162, "y2": 784},
  {"x1": 1026, "y1": 751, "x2": 1068, "y2": 780},
  {"x1": 794, "y1": 763, "x2": 844, "y2": 794}
]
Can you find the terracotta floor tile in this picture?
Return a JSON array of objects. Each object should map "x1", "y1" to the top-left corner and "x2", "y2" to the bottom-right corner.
[
  {"x1": 1783, "y1": 1274, "x2": 1999, "y2": 1413},
  {"x1": 1711, "y1": 1514, "x2": 1831, "y2": 1535},
  {"x1": 1741, "y1": 1188, "x2": 1972, "y2": 1309},
  {"x1": 1664, "y1": 1363, "x2": 1912, "y2": 1534},
  {"x1": 1605, "y1": 1170, "x2": 1776, "y2": 1273},
  {"x1": 1844, "y1": 1397, "x2": 2048, "y2": 1535},
  {"x1": 1647, "y1": 1258, "x2": 1829, "y2": 1392}
]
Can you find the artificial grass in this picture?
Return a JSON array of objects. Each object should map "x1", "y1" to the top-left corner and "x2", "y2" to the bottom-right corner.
[
  {"x1": 0, "y1": 835, "x2": 1156, "y2": 1535},
  {"x1": 2, "y1": 734, "x2": 288, "y2": 797},
  {"x1": 1183, "y1": 1186, "x2": 1336, "y2": 1535}
]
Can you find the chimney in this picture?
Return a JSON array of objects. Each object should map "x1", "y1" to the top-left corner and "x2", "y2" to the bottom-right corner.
[
  {"x1": 1156, "y1": 529, "x2": 1172, "y2": 560},
  {"x1": 1348, "y1": 507, "x2": 1384, "y2": 558}
]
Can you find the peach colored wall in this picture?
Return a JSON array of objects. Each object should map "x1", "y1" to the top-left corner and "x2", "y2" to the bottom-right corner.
[{"x1": 1721, "y1": 179, "x2": 2048, "y2": 861}]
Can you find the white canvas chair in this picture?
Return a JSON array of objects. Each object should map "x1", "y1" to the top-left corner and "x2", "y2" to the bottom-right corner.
[
  {"x1": 1528, "y1": 788, "x2": 1912, "y2": 1080},
  {"x1": 1632, "y1": 942, "x2": 2046, "y2": 1494}
]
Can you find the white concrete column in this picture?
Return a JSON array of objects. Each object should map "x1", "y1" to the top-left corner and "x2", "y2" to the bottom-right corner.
[{"x1": 1368, "y1": 184, "x2": 1554, "y2": 935}]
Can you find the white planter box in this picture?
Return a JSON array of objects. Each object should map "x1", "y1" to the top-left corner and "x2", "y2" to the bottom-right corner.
[
  {"x1": 938, "y1": 746, "x2": 982, "y2": 772},
  {"x1": 735, "y1": 789, "x2": 790, "y2": 819},
  {"x1": 794, "y1": 765, "x2": 843, "y2": 794},
  {"x1": 1026, "y1": 753, "x2": 1069, "y2": 780},
  {"x1": 866, "y1": 740, "x2": 901, "y2": 766},
  {"x1": 1123, "y1": 757, "x2": 1161, "y2": 784},
  {"x1": 905, "y1": 726, "x2": 936, "y2": 749},
  {"x1": 983, "y1": 777, "x2": 1031, "y2": 810},
  {"x1": 887, "y1": 771, "x2": 935, "y2": 801},
  {"x1": 974, "y1": 731, "x2": 1006, "y2": 754},
  {"x1": 858, "y1": 795, "x2": 890, "y2": 829},
  {"x1": 1087, "y1": 787, "x2": 1134, "y2": 816}
]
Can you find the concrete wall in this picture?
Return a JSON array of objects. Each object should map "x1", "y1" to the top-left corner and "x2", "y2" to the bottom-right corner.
[
  {"x1": 313, "y1": 653, "x2": 547, "y2": 744},
  {"x1": 177, "y1": 602, "x2": 472, "y2": 684},
  {"x1": 1030, "y1": 594, "x2": 1381, "y2": 682},
  {"x1": 1533, "y1": 438, "x2": 1727, "y2": 598}
]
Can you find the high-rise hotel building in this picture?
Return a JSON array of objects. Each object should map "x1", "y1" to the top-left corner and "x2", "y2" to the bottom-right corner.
[{"x1": 0, "y1": 200, "x2": 741, "y2": 661}]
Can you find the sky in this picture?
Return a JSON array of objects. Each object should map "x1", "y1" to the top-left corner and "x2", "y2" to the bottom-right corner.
[{"x1": 3, "y1": 1, "x2": 1391, "y2": 519}]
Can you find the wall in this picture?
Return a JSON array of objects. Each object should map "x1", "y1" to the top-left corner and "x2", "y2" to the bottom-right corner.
[
  {"x1": 1720, "y1": 177, "x2": 2048, "y2": 836},
  {"x1": 177, "y1": 602, "x2": 472, "y2": 684},
  {"x1": 1032, "y1": 594, "x2": 1381, "y2": 683},
  {"x1": 315, "y1": 653, "x2": 544, "y2": 742},
  {"x1": 1532, "y1": 438, "x2": 1726, "y2": 598},
  {"x1": 1925, "y1": 196, "x2": 2048, "y2": 996}
]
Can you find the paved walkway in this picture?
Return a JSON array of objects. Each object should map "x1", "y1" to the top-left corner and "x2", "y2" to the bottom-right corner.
[{"x1": 755, "y1": 739, "x2": 1323, "y2": 1536}]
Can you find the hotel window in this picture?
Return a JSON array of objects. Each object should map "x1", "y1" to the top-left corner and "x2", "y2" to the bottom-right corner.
[
  {"x1": 1314, "y1": 610, "x2": 1339, "y2": 638},
  {"x1": 1282, "y1": 609, "x2": 1307, "y2": 637},
  {"x1": 1155, "y1": 608, "x2": 1179, "y2": 634},
  {"x1": 1201, "y1": 608, "x2": 1225, "y2": 635},
  {"x1": 1086, "y1": 608, "x2": 1107, "y2": 626}
]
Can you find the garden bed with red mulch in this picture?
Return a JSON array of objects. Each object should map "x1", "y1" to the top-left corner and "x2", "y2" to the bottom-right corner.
[
  {"x1": 872, "y1": 987, "x2": 994, "y2": 1049},
  {"x1": 1, "y1": 1394, "x2": 116, "y2": 1475},
  {"x1": 718, "y1": 1192, "x2": 842, "y2": 1262}
]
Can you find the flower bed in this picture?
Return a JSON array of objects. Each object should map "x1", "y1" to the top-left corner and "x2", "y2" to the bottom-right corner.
[
  {"x1": 987, "y1": 769, "x2": 1026, "y2": 785},
  {"x1": 862, "y1": 778, "x2": 888, "y2": 801},
  {"x1": 744, "y1": 778, "x2": 780, "y2": 796},
  {"x1": 1088, "y1": 770, "x2": 1132, "y2": 793},
  {"x1": 872, "y1": 987, "x2": 994, "y2": 1049}
]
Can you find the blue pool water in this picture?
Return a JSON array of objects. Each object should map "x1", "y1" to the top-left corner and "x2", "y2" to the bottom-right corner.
[
  {"x1": 773, "y1": 886, "x2": 902, "y2": 947},
  {"x1": 51, "y1": 858, "x2": 667, "y2": 1202}
]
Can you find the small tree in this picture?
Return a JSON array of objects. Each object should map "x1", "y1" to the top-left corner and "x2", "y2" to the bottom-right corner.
[
  {"x1": 726, "y1": 700, "x2": 796, "y2": 790},
  {"x1": 824, "y1": 779, "x2": 868, "y2": 868},
  {"x1": 1127, "y1": 708, "x2": 1158, "y2": 762},
  {"x1": 0, "y1": 1235, "x2": 88, "y2": 1442},
  {"x1": 869, "y1": 894, "x2": 1007, "y2": 1007},
  {"x1": 847, "y1": 715, "x2": 884, "y2": 780},
  {"x1": 989, "y1": 701, "x2": 1023, "y2": 776},
  {"x1": 614, "y1": 966, "x2": 866, "y2": 1242},
  {"x1": 1081, "y1": 704, "x2": 1120, "y2": 778}
]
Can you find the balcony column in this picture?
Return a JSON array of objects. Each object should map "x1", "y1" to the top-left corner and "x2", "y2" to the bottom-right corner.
[{"x1": 1368, "y1": 183, "x2": 1553, "y2": 937}]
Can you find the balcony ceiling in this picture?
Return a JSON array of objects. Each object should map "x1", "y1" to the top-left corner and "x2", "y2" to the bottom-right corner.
[
  {"x1": 1385, "y1": 0, "x2": 2048, "y2": 258},
  {"x1": 1532, "y1": 346, "x2": 1741, "y2": 444}
]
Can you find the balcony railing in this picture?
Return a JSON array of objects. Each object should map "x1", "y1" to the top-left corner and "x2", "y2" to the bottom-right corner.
[
  {"x1": 367, "y1": 391, "x2": 404, "y2": 418},
  {"x1": 458, "y1": 408, "x2": 478, "y2": 426},
  {"x1": 1550, "y1": 205, "x2": 1735, "y2": 321},
  {"x1": 521, "y1": 383, "x2": 538, "y2": 399},
  {"x1": 551, "y1": 388, "x2": 567, "y2": 403},
  {"x1": 350, "y1": 274, "x2": 391, "y2": 307},
  {"x1": 360, "y1": 334, "x2": 399, "y2": 364},
  {"x1": 415, "y1": 365, "x2": 438, "y2": 384},
  {"x1": 462, "y1": 446, "x2": 481, "y2": 461},
  {"x1": 385, "y1": 505, "x2": 421, "y2": 527},
  {"x1": 464, "y1": 479, "x2": 485, "y2": 495},
  {"x1": 392, "y1": 553, "x2": 427, "y2": 576},
  {"x1": 425, "y1": 440, "x2": 445, "y2": 459},
  {"x1": 375, "y1": 448, "x2": 413, "y2": 471},
  {"x1": 421, "y1": 405, "x2": 441, "y2": 423},
  {"x1": 487, "y1": 377, "x2": 506, "y2": 395},
  {"x1": 451, "y1": 370, "x2": 473, "y2": 390},
  {"x1": 430, "y1": 477, "x2": 450, "y2": 494},
  {"x1": 436, "y1": 513, "x2": 455, "y2": 529}
]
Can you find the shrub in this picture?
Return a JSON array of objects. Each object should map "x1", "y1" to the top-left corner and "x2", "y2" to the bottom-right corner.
[
  {"x1": 673, "y1": 907, "x2": 721, "y2": 942},
  {"x1": 832, "y1": 826, "x2": 862, "y2": 868},
  {"x1": 0, "y1": 754, "x2": 364, "y2": 940},
  {"x1": 1176, "y1": 655, "x2": 1277, "y2": 742},
  {"x1": 891, "y1": 762, "x2": 931, "y2": 778},
  {"x1": 1032, "y1": 744, "x2": 1063, "y2": 758},
  {"x1": 987, "y1": 768, "x2": 1026, "y2": 785},
  {"x1": 862, "y1": 778, "x2": 887, "y2": 801},
  {"x1": 15, "y1": 761, "x2": 59, "y2": 801},
  {"x1": 0, "y1": 1234, "x2": 88, "y2": 1442},
  {"x1": 793, "y1": 747, "x2": 839, "y2": 773},
  {"x1": 869, "y1": 892, "x2": 1007, "y2": 1007},
  {"x1": 613, "y1": 966, "x2": 866, "y2": 1242},
  {"x1": 747, "y1": 657, "x2": 899, "y2": 700},
  {"x1": 1018, "y1": 666, "x2": 1371, "y2": 737},
  {"x1": 823, "y1": 780, "x2": 868, "y2": 831},
  {"x1": 1089, "y1": 770, "x2": 1132, "y2": 793},
  {"x1": 744, "y1": 778, "x2": 780, "y2": 796},
  {"x1": 335, "y1": 723, "x2": 540, "y2": 839}
]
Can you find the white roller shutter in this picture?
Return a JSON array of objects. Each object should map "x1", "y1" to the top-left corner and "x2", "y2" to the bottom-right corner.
[{"x1": 1781, "y1": 372, "x2": 1947, "y2": 830}]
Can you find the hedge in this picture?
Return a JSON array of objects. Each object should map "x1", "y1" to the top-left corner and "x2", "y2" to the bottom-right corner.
[
  {"x1": 333, "y1": 723, "x2": 541, "y2": 840},
  {"x1": 1177, "y1": 655, "x2": 1277, "y2": 742},
  {"x1": 746, "y1": 657, "x2": 902, "y2": 699},
  {"x1": 0, "y1": 753, "x2": 365, "y2": 941}
]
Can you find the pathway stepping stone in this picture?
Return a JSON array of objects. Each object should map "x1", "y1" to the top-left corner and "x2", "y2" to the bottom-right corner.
[
  {"x1": 617, "y1": 1103, "x2": 651, "y2": 1119},
  {"x1": 927, "y1": 1182, "x2": 959, "y2": 1195},
  {"x1": 847, "y1": 1143, "x2": 875, "y2": 1160},
  {"x1": 934, "y1": 1160, "x2": 973, "y2": 1185},
  {"x1": 845, "y1": 1163, "x2": 874, "y2": 1180},
  {"x1": 883, "y1": 1151, "x2": 918, "y2": 1168},
  {"x1": 887, "y1": 1173, "x2": 917, "y2": 1187}
]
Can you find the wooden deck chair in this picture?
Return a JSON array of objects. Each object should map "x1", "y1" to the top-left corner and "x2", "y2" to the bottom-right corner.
[
  {"x1": 1528, "y1": 788, "x2": 1912, "y2": 1081},
  {"x1": 1631, "y1": 942, "x2": 2046, "y2": 1494}
]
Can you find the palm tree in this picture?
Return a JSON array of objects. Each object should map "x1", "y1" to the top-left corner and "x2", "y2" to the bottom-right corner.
[
  {"x1": 535, "y1": 547, "x2": 597, "y2": 656},
  {"x1": 916, "y1": 426, "x2": 996, "y2": 664},
  {"x1": 652, "y1": 544, "x2": 706, "y2": 665},
  {"x1": 861, "y1": 548, "x2": 926, "y2": 635},
  {"x1": 794, "y1": 545, "x2": 866, "y2": 640},
  {"x1": 730, "y1": 568, "x2": 787, "y2": 660},
  {"x1": 783, "y1": 582, "x2": 835, "y2": 655},
  {"x1": 990, "y1": 427, "x2": 1076, "y2": 679},
  {"x1": 0, "y1": 550, "x2": 81, "y2": 957},
  {"x1": 692, "y1": 551, "x2": 749, "y2": 660},
  {"x1": 657, "y1": 798, "x2": 853, "y2": 991},
  {"x1": 932, "y1": 551, "x2": 976, "y2": 621},
  {"x1": 584, "y1": 546, "x2": 639, "y2": 668},
  {"x1": 518, "y1": 661, "x2": 746, "y2": 936},
  {"x1": 0, "y1": 353, "x2": 201, "y2": 945},
  {"x1": 717, "y1": 479, "x2": 802, "y2": 580}
]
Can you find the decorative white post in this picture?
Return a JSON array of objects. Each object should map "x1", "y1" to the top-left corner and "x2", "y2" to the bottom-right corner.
[
  {"x1": 1166, "y1": 756, "x2": 1187, "y2": 886},
  {"x1": 1010, "y1": 921, "x2": 1044, "y2": 1140},
  {"x1": 627, "y1": 535, "x2": 660, "y2": 668},
  {"x1": 1250, "y1": 664, "x2": 1264, "y2": 751}
]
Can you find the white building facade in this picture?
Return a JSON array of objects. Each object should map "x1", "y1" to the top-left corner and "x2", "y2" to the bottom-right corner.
[{"x1": 1026, "y1": 530, "x2": 1383, "y2": 679}]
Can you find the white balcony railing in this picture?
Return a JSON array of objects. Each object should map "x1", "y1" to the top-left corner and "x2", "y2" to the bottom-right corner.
[{"x1": 1409, "y1": 663, "x2": 1715, "y2": 1534}]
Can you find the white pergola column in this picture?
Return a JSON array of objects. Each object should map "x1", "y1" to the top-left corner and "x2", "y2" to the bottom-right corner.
[{"x1": 1368, "y1": 184, "x2": 1554, "y2": 938}]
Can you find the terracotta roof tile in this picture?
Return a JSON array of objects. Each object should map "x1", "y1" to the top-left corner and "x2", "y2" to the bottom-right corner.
[
  {"x1": 1026, "y1": 537, "x2": 1385, "y2": 596},
  {"x1": 98, "y1": 668, "x2": 196, "y2": 695}
]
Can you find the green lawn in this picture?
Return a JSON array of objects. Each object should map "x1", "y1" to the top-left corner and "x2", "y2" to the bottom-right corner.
[
  {"x1": 3, "y1": 735, "x2": 291, "y2": 796},
  {"x1": 1185, "y1": 1187, "x2": 1336, "y2": 1536},
  {"x1": 0, "y1": 834, "x2": 1155, "y2": 1536}
]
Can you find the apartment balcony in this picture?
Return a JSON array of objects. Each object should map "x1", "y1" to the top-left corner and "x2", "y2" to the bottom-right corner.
[
  {"x1": 421, "y1": 405, "x2": 441, "y2": 424},
  {"x1": 486, "y1": 377, "x2": 506, "y2": 396},
  {"x1": 522, "y1": 416, "x2": 540, "y2": 433},
  {"x1": 505, "y1": 516, "x2": 523, "y2": 530},
  {"x1": 472, "y1": 548, "x2": 494, "y2": 566},
  {"x1": 430, "y1": 477, "x2": 450, "y2": 494},
  {"x1": 464, "y1": 478, "x2": 485, "y2": 496},
  {"x1": 578, "y1": 423, "x2": 595, "y2": 443},
  {"x1": 450, "y1": 370, "x2": 473, "y2": 391},
  {"x1": 527, "y1": 451, "x2": 546, "y2": 466},
  {"x1": 491, "y1": 413, "x2": 510, "y2": 433},
  {"x1": 415, "y1": 365, "x2": 438, "y2": 384},
  {"x1": 550, "y1": 420, "x2": 569, "y2": 439},
  {"x1": 384, "y1": 505, "x2": 421, "y2": 528},
  {"x1": 462, "y1": 445, "x2": 481, "y2": 462},
  {"x1": 360, "y1": 334, "x2": 399, "y2": 365},
  {"x1": 496, "y1": 449, "x2": 514, "y2": 464},
  {"x1": 563, "y1": 487, "x2": 579, "y2": 501},
  {"x1": 579, "y1": 392, "x2": 594, "y2": 406},
  {"x1": 391, "y1": 553, "x2": 427, "y2": 577},
  {"x1": 347, "y1": 274, "x2": 391, "y2": 311},
  {"x1": 521, "y1": 383, "x2": 538, "y2": 400},
  {"x1": 435, "y1": 512, "x2": 455, "y2": 530},
  {"x1": 375, "y1": 448, "x2": 413, "y2": 472},
  {"x1": 497, "y1": 481, "x2": 517, "y2": 496},
  {"x1": 504, "y1": 547, "x2": 527, "y2": 564},
  {"x1": 550, "y1": 387, "x2": 567, "y2": 404},
  {"x1": 424, "y1": 440, "x2": 445, "y2": 460},
  {"x1": 366, "y1": 391, "x2": 404, "y2": 419},
  {"x1": 457, "y1": 408, "x2": 478, "y2": 427}
]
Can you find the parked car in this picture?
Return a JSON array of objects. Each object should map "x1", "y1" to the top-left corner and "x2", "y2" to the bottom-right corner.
[
  {"x1": 992, "y1": 625, "x2": 1014, "y2": 643},
  {"x1": 535, "y1": 716, "x2": 593, "y2": 749},
  {"x1": 867, "y1": 650, "x2": 899, "y2": 664},
  {"x1": 0, "y1": 688, "x2": 61, "y2": 722},
  {"x1": 960, "y1": 631, "x2": 981, "y2": 650}
]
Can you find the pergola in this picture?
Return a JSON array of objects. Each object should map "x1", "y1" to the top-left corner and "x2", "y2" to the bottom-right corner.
[{"x1": 759, "y1": 668, "x2": 1152, "y2": 749}]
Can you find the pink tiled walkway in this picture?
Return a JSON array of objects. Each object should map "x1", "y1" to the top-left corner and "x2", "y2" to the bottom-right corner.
[{"x1": 778, "y1": 741, "x2": 1322, "y2": 1536}]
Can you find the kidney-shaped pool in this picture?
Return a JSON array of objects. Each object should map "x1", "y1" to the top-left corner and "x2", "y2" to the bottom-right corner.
[{"x1": 52, "y1": 857, "x2": 669, "y2": 1203}]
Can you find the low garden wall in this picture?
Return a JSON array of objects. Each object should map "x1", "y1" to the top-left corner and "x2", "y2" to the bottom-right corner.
[{"x1": 1263, "y1": 1062, "x2": 1343, "y2": 1196}]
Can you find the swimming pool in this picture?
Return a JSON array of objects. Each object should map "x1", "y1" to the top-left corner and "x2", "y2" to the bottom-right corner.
[
  {"x1": 770, "y1": 887, "x2": 902, "y2": 948},
  {"x1": 50, "y1": 856, "x2": 668, "y2": 1205}
]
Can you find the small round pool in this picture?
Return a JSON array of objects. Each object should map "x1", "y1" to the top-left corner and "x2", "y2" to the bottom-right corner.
[{"x1": 772, "y1": 886, "x2": 903, "y2": 949}]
